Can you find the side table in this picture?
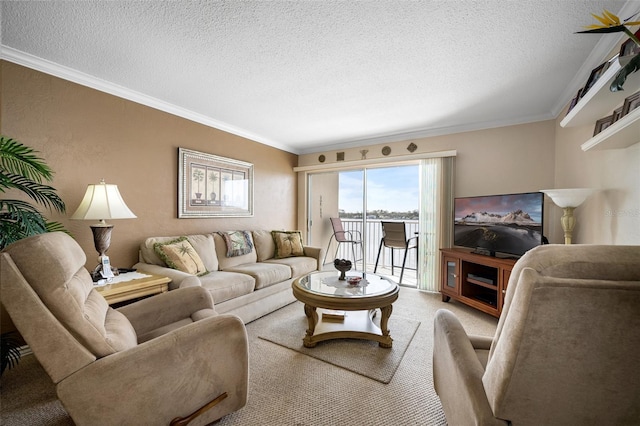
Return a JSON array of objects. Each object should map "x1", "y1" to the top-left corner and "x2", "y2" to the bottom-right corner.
[{"x1": 95, "y1": 272, "x2": 171, "y2": 305}]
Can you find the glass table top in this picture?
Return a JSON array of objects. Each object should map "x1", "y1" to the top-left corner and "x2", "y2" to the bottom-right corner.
[{"x1": 297, "y1": 271, "x2": 397, "y2": 298}]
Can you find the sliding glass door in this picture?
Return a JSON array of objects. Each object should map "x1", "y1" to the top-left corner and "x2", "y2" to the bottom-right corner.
[{"x1": 308, "y1": 164, "x2": 420, "y2": 286}]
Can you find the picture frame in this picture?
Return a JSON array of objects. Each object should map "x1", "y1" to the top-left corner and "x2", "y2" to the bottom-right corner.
[
  {"x1": 593, "y1": 114, "x2": 614, "y2": 136},
  {"x1": 621, "y1": 90, "x2": 640, "y2": 116},
  {"x1": 566, "y1": 88, "x2": 583, "y2": 114},
  {"x1": 178, "y1": 148, "x2": 253, "y2": 218},
  {"x1": 612, "y1": 106, "x2": 624, "y2": 123},
  {"x1": 582, "y1": 61, "x2": 610, "y2": 97}
]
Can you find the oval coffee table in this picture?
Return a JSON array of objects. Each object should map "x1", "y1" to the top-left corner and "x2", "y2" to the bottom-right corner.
[{"x1": 292, "y1": 271, "x2": 399, "y2": 348}]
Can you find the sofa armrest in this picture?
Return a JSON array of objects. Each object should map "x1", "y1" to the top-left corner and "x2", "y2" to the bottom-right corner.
[
  {"x1": 433, "y1": 309, "x2": 506, "y2": 426},
  {"x1": 57, "y1": 314, "x2": 248, "y2": 426},
  {"x1": 133, "y1": 262, "x2": 202, "y2": 290},
  {"x1": 117, "y1": 287, "x2": 215, "y2": 336},
  {"x1": 303, "y1": 245, "x2": 325, "y2": 271}
]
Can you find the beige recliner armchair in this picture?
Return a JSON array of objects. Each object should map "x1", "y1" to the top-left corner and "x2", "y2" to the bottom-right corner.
[
  {"x1": 1, "y1": 232, "x2": 249, "y2": 426},
  {"x1": 433, "y1": 244, "x2": 640, "y2": 425}
]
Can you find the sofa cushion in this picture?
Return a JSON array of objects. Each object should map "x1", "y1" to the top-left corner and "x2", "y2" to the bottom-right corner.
[
  {"x1": 264, "y1": 256, "x2": 318, "y2": 278},
  {"x1": 213, "y1": 232, "x2": 257, "y2": 270},
  {"x1": 154, "y1": 237, "x2": 208, "y2": 276},
  {"x1": 140, "y1": 234, "x2": 218, "y2": 271},
  {"x1": 272, "y1": 230, "x2": 305, "y2": 259},
  {"x1": 252, "y1": 230, "x2": 276, "y2": 262},
  {"x1": 198, "y1": 271, "x2": 256, "y2": 304},
  {"x1": 224, "y1": 263, "x2": 291, "y2": 290}
]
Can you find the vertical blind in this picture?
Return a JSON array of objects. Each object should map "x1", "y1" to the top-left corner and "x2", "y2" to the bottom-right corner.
[{"x1": 418, "y1": 156, "x2": 454, "y2": 292}]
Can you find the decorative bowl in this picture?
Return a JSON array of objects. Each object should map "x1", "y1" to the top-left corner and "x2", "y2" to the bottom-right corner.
[
  {"x1": 333, "y1": 259, "x2": 352, "y2": 280},
  {"x1": 347, "y1": 276, "x2": 362, "y2": 286}
]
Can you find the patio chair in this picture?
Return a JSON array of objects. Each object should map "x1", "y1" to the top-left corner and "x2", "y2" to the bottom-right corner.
[
  {"x1": 374, "y1": 221, "x2": 418, "y2": 284},
  {"x1": 323, "y1": 217, "x2": 363, "y2": 269}
]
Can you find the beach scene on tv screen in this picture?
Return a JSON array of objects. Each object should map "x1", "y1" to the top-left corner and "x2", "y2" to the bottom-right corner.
[{"x1": 454, "y1": 193, "x2": 543, "y2": 256}]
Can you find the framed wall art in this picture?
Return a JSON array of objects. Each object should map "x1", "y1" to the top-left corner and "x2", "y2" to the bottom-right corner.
[
  {"x1": 178, "y1": 148, "x2": 253, "y2": 218},
  {"x1": 593, "y1": 114, "x2": 614, "y2": 136},
  {"x1": 582, "y1": 61, "x2": 610, "y2": 97},
  {"x1": 621, "y1": 90, "x2": 640, "y2": 116}
]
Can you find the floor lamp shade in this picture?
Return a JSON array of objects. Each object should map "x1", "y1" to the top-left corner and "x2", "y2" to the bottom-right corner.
[
  {"x1": 540, "y1": 188, "x2": 594, "y2": 245},
  {"x1": 71, "y1": 180, "x2": 136, "y2": 275}
]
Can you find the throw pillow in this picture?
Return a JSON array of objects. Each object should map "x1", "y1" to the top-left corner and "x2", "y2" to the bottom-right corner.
[
  {"x1": 217, "y1": 231, "x2": 253, "y2": 257},
  {"x1": 272, "y1": 230, "x2": 305, "y2": 259},
  {"x1": 154, "y1": 237, "x2": 208, "y2": 276}
]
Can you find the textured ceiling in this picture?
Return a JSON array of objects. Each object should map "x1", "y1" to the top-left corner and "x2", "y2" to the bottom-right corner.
[{"x1": 1, "y1": 1, "x2": 636, "y2": 154}]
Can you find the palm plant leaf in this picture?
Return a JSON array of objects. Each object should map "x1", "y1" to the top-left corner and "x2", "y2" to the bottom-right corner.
[
  {"x1": 0, "y1": 137, "x2": 53, "y2": 183},
  {"x1": 0, "y1": 136, "x2": 67, "y2": 249},
  {"x1": 1, "y1": 332, "x2": 22, "y2": 376},
  {"x1": 0, "y1": 201, "x2": 49, "y2": 248},
  {"x1": 0, "y1": 172, "x2": 65, "y2": 212}
]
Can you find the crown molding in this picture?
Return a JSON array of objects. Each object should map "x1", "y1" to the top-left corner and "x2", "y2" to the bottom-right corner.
[
  {"x1": 297, "y1": 112, "x2": 556, "y2": 155},
  {"x1": 0, "y1": 46, "x2": 299, "y2": 154}
]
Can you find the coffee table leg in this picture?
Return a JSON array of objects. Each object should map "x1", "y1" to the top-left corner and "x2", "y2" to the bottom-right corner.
[
  {"x1": 379, "y1": 304, "x2": 393, "y2": 348},
  {"x1": 303, "y1": 304, "x2": 318, "y2": 348}
]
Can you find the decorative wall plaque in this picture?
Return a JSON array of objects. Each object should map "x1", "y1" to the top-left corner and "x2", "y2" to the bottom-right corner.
[
  {"x1": 407, "y1": 142, "x2": 417, "y2": 153},
  {"x1": 318, "y1": 154, "x2": 326, "y2": 163},
  {"x1": 382, "y1": 146, "x2": 391, "y2": 156},
  {"x1": 337, "y1": 152, "x2": 345, "y2": 161}
]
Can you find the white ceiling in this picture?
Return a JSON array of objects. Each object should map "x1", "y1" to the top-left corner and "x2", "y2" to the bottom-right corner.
[{"x1": 1, "y1": 1, "x2": 637, "y2": 154}]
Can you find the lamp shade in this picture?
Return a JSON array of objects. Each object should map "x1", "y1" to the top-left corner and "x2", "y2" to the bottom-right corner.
[
  {"x1": 540, "y1": 188, "x2": 595, "y2": 208},
  {"x1": 71, "y1": 180, "x2": 136, "y2": 221}
]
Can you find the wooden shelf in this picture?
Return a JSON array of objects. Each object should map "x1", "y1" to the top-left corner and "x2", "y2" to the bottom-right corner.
[
  {"x1": 561, "y1": 57, "x2": 640, "y2": 128},
  {"x1": 467, "y1": 278, "x2": 498, "y2": 290},
  {"x1": 581, "y1": 107, "x2": 640, "y2": 151}
]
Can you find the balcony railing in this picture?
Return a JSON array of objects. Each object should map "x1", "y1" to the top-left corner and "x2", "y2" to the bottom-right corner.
[{"x1": 332, "y1": 219, "x2": 419, "y2": 273}]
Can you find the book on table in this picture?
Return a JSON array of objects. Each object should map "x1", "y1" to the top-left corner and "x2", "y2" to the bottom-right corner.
[{"x1": 322, "y1": 310, "x2": 346, "y2": 321}]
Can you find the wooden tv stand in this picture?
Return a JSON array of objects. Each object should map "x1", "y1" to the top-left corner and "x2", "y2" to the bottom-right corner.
[{"x1": 440, "y1": 248, "x2": 517, "y2": 317}]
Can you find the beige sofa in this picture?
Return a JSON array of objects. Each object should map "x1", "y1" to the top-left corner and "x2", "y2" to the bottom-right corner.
[
  {"x1": 433, "y1": 244, "x2": 640, "y2": 425},
  {"x1": 134, "y1": 230, "x2": 324, "y2": 323}
]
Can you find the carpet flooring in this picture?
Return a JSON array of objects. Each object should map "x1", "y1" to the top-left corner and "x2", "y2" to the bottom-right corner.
[
  {"x1": 0, "y1": 288, "x2": 498, "y2": 425},
  {"x1": 259, "y1": 311, "x2": 420, "y2": 383}
]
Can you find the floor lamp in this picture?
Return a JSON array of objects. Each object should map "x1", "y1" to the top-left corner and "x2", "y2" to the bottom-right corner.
[
  {"x1": 540, "y1": 188, "x2": 594, "y2": 244},
  {"x1": 71, "y1": 179, "x2": 137, "y2": 280}
]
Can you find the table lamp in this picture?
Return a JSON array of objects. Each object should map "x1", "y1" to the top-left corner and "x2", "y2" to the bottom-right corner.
[
  {"x1": 71, "y1": 179, "x2": 136, "y2": 279},
  {"x1": 540, "y1": 188, "x2": 594, "y2": 244}
]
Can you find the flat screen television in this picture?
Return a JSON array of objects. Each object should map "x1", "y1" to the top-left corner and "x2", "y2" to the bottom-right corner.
[{"x1": 454, "y1": 192, "x2": 544, "y2": 258}]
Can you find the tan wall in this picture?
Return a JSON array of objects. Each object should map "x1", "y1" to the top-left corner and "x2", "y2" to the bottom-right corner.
[
  {"x1": 1, "y1": 61, "x2": 299, "y2": 272},
  {"x1": 298, "y1": 120, "x2": 557, "y2": 239},
  {"x1": 553, "y1": 105, "x2": 640, "y2": 245}
]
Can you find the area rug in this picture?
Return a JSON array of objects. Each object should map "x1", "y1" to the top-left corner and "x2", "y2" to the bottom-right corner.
[{"x1": 258, "y1": 313, "x2": 420, "y2": 384}]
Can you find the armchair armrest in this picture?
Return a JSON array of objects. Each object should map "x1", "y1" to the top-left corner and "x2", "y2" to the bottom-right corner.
[
  {"x1": 433, "y1": 309, "x2": 506, "y2": 426},
  {"x1": 469, "y1": 334, "x2": 494, "y2": 350},
  {"x1": 57, "y1": 314, "x2": 248, "y2": 426},
  {"x1": 117, "y1": 286, "x2": 215, "y2": 336},
  {"x1": 133, "y1": 262, "x2": 202, "y2": 290}
]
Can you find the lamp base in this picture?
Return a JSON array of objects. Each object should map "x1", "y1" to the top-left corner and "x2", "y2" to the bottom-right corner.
[
  {"x1": 560, "y1": 207, "x2": 576, "y2": 245},
  {"x1": 90, "y1": 224, "x2": 119, "y2": 281}
]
